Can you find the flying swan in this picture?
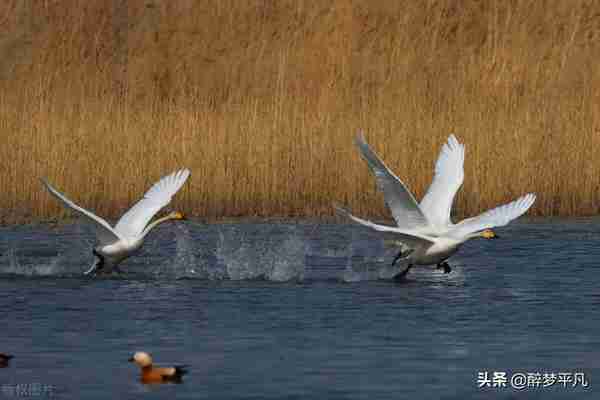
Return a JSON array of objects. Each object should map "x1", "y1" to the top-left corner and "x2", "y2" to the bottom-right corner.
[
  {"x1": 41, "y1": 169, "x2": 190, "y2": 275},
  {"x1": 335, "y1": 134, "x2": 536, "y2": 280}
]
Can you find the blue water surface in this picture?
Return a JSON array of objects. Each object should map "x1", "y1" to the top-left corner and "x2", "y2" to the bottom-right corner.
[{"x1": 0, "y1": 219, "x2": 598, "y2": 399}]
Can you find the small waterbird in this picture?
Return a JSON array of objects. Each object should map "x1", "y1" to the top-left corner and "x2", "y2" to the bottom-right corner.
[
  {"x1": 0, "y1": 353, "x2": 13, "y2": 368},
  {"x1": 336, "y1": 133, "x2": 536, "y2": 280},
  {"x1": 41, "y1": 169, "x2": 190, "y2": 275},
  {"x1": 128, "y1": 352, "x2": 188, "y2": 384}
]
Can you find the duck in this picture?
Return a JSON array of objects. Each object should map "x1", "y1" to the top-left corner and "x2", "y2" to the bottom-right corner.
[
  {"x1": 0, "y1": 353, "x2": 13, "y2": 368},
  {"x1": 41, "y1": 169, "x2": 190, "y2": 275},
  {"x1": 129, "y1": 352, "x2": 188, "y2": 384},
  {"x1": 336, "y1": 133, "x2": 536, "y2": 280}
]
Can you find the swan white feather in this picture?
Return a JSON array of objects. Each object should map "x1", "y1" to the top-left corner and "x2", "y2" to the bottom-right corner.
[
  {"x1": 355, "y1": 132, "x2": 430, "y2": 231},
  {"x1": 337, "y1": 134, "x2": 535, "y2": 278},
  {"x1": 41, "y1": 169, "x2": 190, "y2": 274},
  {"x1": 419, "y1": 134, "x2": 465, "y2": 227},
  {"x1": 115, "y1": 169, "x2": 190, "y2": 238}
]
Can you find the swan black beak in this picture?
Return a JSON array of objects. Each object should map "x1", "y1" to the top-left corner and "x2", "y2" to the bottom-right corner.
[{"x1": 128, "y1": 357, "x2": 134, "y2": 362}]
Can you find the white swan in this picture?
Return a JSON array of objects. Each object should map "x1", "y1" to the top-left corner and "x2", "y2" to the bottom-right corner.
[
  {"x1": 41, "y1": 169, "x2": 190, "y2": 275},
  {"x1": 336, "y1": 133, "x2": 536, "y2": 279}
]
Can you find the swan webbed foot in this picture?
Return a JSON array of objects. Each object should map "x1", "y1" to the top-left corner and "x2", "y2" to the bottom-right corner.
[
  {"x1": 436, "y1": 262, "x2": 452, "y2": 274},
  {"x1": 83, "y1": 264, "x2": 98, "y2": 276},
  {"x1": 85, "y1": 251, "x2": 105, "y2": 276}
]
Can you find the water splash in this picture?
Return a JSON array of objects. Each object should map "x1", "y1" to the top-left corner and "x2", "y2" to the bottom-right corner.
[
  {"x1": 150, "y1": 222, "x2": 226, "y2": 280},
  {"x1": 0, "y1": 242, "x2": 83, "y2": 277},
  {"x1": 0, "y1": 223, "x2": 102, "y2": 277},
  {"x1": 217, "y1": 228, "x2": 262, "y2": 280},
  {"x1": 170, "y1": 222, "x2": 203, "y2": 278},
  {"x1": 216, "y1": 225, "x2": 305, "y2": 282},
  {"x1": 342, "y1": 237, "x2": 365, "y2": 282},
  {"x1": 0, "y1": 222, "x2": 396, "y2": 282},
  {"x1": 267, "y1": 232, "x2": 306, "y2": 282},
  {"x1": 341, "y1": 230, "x2": 386, "y2": 282}
]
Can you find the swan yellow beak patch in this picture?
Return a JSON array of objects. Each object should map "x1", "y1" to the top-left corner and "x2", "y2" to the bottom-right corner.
[{"x1": 481, "y1": 229, "x2": 498, "y2": 239}]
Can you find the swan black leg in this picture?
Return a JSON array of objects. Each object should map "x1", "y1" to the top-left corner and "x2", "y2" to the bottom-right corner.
[
  {"x1": 85, "y1": 250, "x2": 105, "y2": 276},
  {"x1": 436, "y1": 262, "x2": 452, "y2": 274},
  {"x1": 392, "y1": 250, "x2": 404, "y2": 266}
]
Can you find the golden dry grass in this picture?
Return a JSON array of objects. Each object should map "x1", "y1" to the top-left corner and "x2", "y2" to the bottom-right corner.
[{"x1": 1, "y1": 0, "x2": 599, "y2": 223}]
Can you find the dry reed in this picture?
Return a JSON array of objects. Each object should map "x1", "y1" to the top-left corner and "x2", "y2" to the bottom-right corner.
[{"x1": 1, "y1": 0, "x2": 599, "y2": 223}]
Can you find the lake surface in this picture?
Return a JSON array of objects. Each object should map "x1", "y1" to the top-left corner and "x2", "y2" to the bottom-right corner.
[{"x1": 0, "y1": 219, "x2": 598, "y2": 399}]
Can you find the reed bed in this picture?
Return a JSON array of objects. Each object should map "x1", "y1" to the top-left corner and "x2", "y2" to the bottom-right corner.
[{"x1": 1, "y1": 0, "x2": 599, "y2": 223}]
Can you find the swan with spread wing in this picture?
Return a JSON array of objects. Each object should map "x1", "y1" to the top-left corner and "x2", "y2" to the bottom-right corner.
[
  {"x1": 41, "y1": 169, "x2": 190, "y2": 275},
  {"x1": 336, "y1": 134, "x2": 535, "y2": 280}
]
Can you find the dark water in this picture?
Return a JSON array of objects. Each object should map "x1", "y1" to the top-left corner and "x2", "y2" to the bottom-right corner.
[{"x1": 0, "y1": 219, "x2": 598, "y2": 399}]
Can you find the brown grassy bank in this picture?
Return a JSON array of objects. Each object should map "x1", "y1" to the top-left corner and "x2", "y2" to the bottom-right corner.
[{"x1": 1, "y1": 0, "x2": 599, "y2": 223}]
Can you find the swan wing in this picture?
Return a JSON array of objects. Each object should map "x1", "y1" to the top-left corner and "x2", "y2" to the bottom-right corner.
[
  {"x1": 334, "y1": 204, "x2": 434, "y2": 248},
  {"x1": 449, "y1": 194, "x2": 536, "y2": 238},
  {"x1": 355, "y1": 133, "x2": 429, "y2": 230},
  {"x1": 419, "y1": 134, "x2": 465, "y2": 227},
  {"x1": 41, "y1": 179, "x2": 122, "y2": 244},
  {"x1": 114, "y1": 169, "x2": 190, "y2": 238}
]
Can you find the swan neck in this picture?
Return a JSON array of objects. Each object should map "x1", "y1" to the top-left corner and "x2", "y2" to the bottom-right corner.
[
  {"x1": 464, "y1": 231, "x2": 482, "y2": 241},
  {"x1": 140, "y1": 215, "x2": 175, "y2": 239}
]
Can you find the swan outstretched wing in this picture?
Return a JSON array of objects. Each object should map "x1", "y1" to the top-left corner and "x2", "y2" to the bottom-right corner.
[
  {"x1": 448, "y1": 194, "x2": 536, "y2": 239},
  {"x1": 41, "y1": 179, "x2": 123, "y2": 245},
  {"x1": 419, "y1": 134, "x2": 465, "y2": 227},
  {"x1": 355, "y1": 133, "x2": 429, "y2": 230},
  {"x1": 334, "y1": 204, "x2": 434, "y2": 248},
  {"x1": 114, "y1": 169, "x2": 190, "y2": 238}
]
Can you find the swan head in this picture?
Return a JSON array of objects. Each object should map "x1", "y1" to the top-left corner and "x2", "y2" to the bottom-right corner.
[
  {"x1": 168, "y1": 211, "x2": 186, "y2": 221},
  {"x1": 480, "y1": 229, "x2": 499, "y2": 240},
  {"x1": 129, "y1": 351, "x2": 152, "y2": 367}
]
